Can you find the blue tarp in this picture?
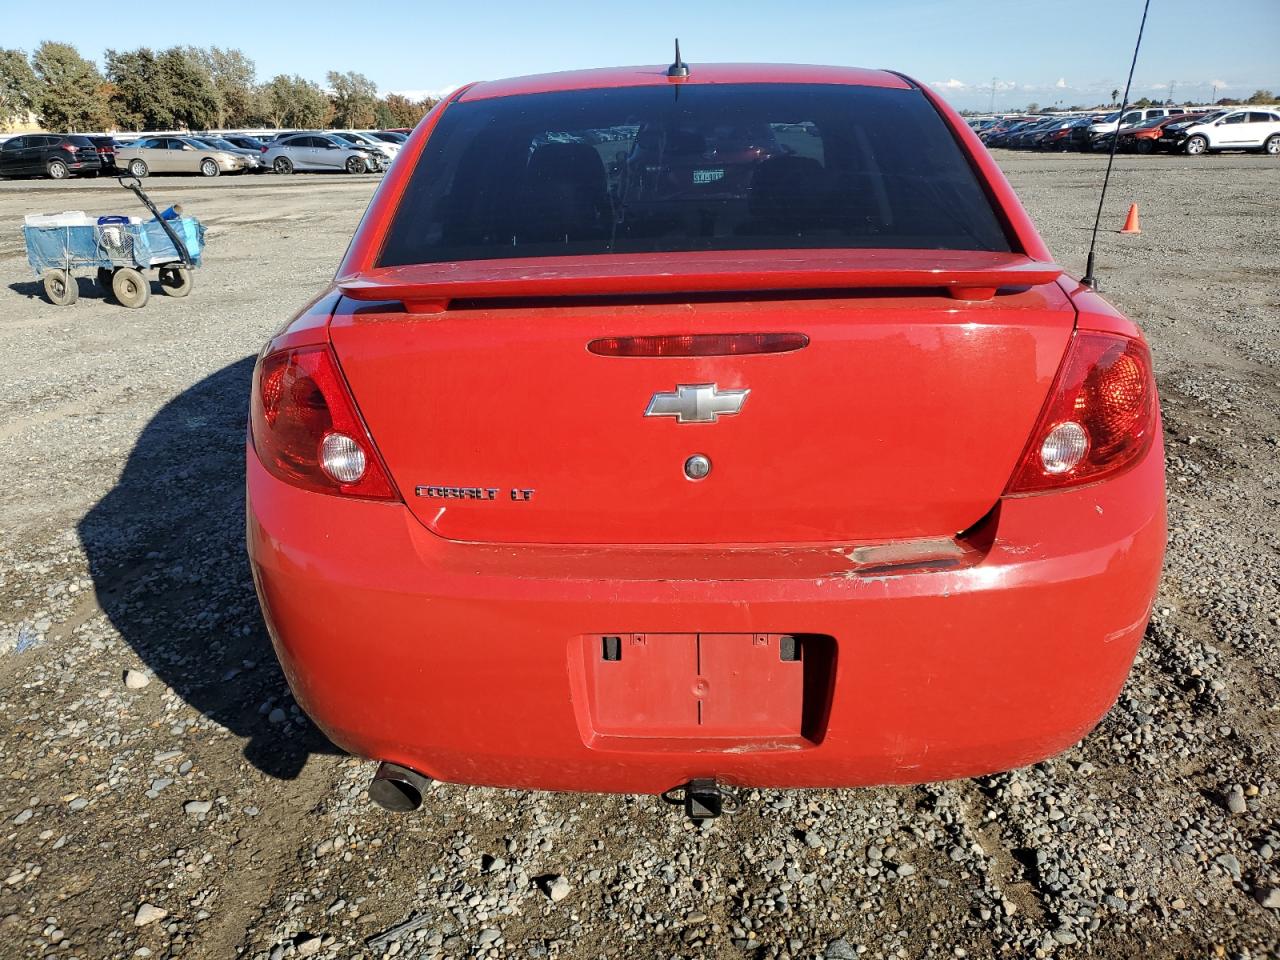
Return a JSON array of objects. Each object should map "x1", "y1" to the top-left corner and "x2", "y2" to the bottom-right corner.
[{"x1": 23, "y1": 217, "x2": 204, "y2": 275}]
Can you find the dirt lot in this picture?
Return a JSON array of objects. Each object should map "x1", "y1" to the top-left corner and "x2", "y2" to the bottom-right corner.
[{"x1": 0, "y1": 153, "x2": 1277, "y2": 960}]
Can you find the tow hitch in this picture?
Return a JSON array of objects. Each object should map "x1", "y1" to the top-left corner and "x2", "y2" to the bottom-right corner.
[{"x1": 662, "y1": 779, "x2": 741, "y2": 821}]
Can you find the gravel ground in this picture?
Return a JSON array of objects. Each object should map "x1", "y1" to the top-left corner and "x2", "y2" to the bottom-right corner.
[{"x1": 0, "y1": 153, "x2": 1277, "y2": 960}]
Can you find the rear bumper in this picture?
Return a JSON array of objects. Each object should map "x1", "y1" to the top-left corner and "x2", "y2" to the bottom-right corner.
[{"x1": 246, "y1": 439, "x2": 1166, "y2": 794}]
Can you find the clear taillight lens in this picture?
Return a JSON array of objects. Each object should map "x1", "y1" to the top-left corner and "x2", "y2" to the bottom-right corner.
[
  {"x1": 250, "y1": 346, "x2": 398, "y2": 500},
  {"x1": 1006, "y1": 331, "x2": 1156, "y2": 494}
]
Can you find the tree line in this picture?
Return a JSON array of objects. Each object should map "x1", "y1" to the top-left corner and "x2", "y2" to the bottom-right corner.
[{"x1": 0, "y1": 42, "x2": 438, "y2": 133}]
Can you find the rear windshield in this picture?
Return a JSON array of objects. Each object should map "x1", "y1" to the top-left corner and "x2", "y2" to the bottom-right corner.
[{"x1": 378, "y1": 83, "x2": 1012, "y2": 267}]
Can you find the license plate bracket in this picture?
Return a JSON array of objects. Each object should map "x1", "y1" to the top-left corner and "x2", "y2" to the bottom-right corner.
[{"x1": 576, "y1": 633, "x2": 834, "y2": 744}]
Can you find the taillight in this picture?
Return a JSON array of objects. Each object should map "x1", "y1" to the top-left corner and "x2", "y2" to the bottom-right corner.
[
  {"x1": 250, "y1": 346, "x2": 398, "y2": 499},
  {"x1": 1006, "y1": 331, "x2": 1156, "y2": 494},
  {"x1": 588, "y1": 332, "x2": 809, "y2": 357},
  {"x1": 61, "y1": 143, "x2": 76, "y2": 153},
  {"x1": 260, "y1": 146, "x2": 268, "y2": 153}
]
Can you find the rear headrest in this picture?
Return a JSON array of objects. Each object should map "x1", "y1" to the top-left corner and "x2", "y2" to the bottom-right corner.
[
  {"x1": 517, "y1": 143, "x2": 611, "y2": 244},
  {"x1": 748, "y1": 155, "x2": 829, "y2": 225}
]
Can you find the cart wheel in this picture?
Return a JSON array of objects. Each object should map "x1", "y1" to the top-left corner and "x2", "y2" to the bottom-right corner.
[
  {"x1": 112, "y1": 267, "x2": 150, "y2": 309},
  {"x1": 158, "y1": 265, "x2": 194, "y2": 298},
  {"x1": 42, "y1": 270, "x2": 78, "y2": 305},
  {"x1": 96, "y1": 267, "x2": 114, "y2": 290}
]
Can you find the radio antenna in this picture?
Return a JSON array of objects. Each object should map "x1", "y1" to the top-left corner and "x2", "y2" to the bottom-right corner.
[
  {"x1": 1081, "y1": 0, "x2": 1152, "y2": 290},
  {"x1": 667, "y1": 39, "x2": 690, "y2": 78}
]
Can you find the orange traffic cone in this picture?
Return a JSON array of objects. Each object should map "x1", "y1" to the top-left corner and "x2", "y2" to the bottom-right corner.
[{"x1": 1121, "y1": 203, "x2": 1141, "y2": 234}]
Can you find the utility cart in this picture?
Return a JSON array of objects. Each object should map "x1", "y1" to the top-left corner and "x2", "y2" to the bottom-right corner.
[{"x1": 23, "y1": 175, "x2": 205, "y2": 308}]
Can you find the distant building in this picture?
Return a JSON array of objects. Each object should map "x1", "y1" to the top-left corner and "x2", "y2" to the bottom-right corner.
[{"x1": 1, "y1": 110, "x2": 42, "y2": 134}]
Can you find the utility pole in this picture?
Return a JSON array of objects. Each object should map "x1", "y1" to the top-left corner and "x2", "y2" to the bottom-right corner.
[
  {"x1": 989, "y1": 77, "x2": 997, "y2": 115},
  {"x1": 1168, "y1": 80, "x2": 1176, "y2": 105},
  {"x1": 1211, "y1": 84, "x2": 1218, "y2": 104}
]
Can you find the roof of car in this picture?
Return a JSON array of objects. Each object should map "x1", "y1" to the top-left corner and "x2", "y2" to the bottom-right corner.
[{"x1": 458, "y1": 63, "x2": 913, "y2": 102}]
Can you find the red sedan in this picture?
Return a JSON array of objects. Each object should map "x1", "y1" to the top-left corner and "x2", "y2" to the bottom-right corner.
[{"x1": 246, "y1": 62, "x2": 1165, "y2": 815}]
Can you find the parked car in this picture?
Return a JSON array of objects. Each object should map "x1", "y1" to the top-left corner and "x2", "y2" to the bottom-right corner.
[
  {"x1": 1164, "y1": 109, "x2": 1280, "y2": 155},
  {"x1": 1117, "y1": 113, "x2": 1206, "y2": 153},
  {"x1": 90, "y1": 136, "x2": 117, "y2": 171},
  {"x1": 1154, "y1": 110, "x2": 1226, "y2": 151},
  {"x1": 1017, "y1": 117, "x2": 1079, "y2": 149},
  {"x1": 246, "y1": 63, "x2": 1166, "y2": 809},
  {"x1": 982, "y1": 118, "x2": 1037, "y2": 148},
  {"x1": 262, "y1": 133, "x2": 381, "y2": 174},
  {"x1": 115, "y1": 136, "x2": 251, "y2": 177},
  {"x1": 369, "y1": 131, "x2": 409, "y2": 145},
  {"x1": 1086, "y1": 107, "x2": 1193, "y2": 150},
  {"x1": 0, "y1": 133, "x2": 108, "y2": 179},
  {"x1": 1038, "y1": 117, "x2": 1094, "y2": 150},
  {"x1": 189, "y1": 136, "x2": 263, "y2": 171},
  {"x1": 222, "y1": 134, "x2": 269, "y2": 153},
  {"x1": 1007, "y1": 117, "x2": 1058, "y2": 148},
  {"x1": 330, "y1": 131, "x2": 397, "y2": 164},
  {"x1": 1064, "y1": 115, "x2": 1112, "y2": 151}
]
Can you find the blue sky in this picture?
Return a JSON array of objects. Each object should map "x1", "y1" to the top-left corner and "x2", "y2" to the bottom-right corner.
[{"x1": 8, "y1": 0, "x2": 1277, "y2": 109}]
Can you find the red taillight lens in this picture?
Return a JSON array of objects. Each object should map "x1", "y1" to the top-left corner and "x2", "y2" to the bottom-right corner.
[
  {"x1": 260, "y1": 146, "x2": 268, "y2": 153},
  {"x1": 250, "y1": 346, "x2": 398, "y2": 499},
  {"x1": 1006, "y1": 331, "x2": 1156, "y2": 494},
  {"x1": 588, "y1": 332, "x2": 809, "y2": 357},
  {"x1": 62, "y1": 143, "x2": 76, "y2": 153}
]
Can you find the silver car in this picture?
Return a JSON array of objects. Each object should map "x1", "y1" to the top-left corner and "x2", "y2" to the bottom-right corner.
[
  {"x1": 330, "y1": 131, "x2": 397, "y2": 165},
  {"x1": 115, "y1": 136, "x2": 249, "y2": 177},
  {"x1": 263, "y1": 133, "x2": 381, "y2": 175}
]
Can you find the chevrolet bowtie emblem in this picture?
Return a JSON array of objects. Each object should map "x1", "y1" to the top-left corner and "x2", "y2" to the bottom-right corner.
[{"x1": 644, "y1": 383, "x2": 750, "y2": 423}]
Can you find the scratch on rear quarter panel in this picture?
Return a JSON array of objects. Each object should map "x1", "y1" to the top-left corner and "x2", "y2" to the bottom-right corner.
[
  {"x1": 1104, "y1": 607, "x2": 1154, "y2": 643},
  {"x1": 719, "y1": 740, "x2": 806, "y2": 754}
]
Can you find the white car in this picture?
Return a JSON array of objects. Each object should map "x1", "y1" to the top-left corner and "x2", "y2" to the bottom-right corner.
[{"x1": 1172, "y1": 109, "x2": 1280, "y2": 155}]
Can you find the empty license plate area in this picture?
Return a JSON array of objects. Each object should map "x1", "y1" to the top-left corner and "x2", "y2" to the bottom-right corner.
[{"x1": 577, "y1": 633, "x2": 835, "y2": 746}]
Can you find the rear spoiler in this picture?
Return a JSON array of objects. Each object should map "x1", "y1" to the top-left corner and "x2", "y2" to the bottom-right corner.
[{"x1": 336, "y1": 249, "x2": 1063, "y2": 311}]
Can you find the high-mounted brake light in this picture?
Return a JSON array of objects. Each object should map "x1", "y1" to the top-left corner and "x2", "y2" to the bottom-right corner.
[
  {"x1": 1006, "y1": 331, "x2": 1156, "y2": 494},
  {"x1": 250, "y1": 346, "x2": 398, "y2": 499},
  {"x1": 588, "y1": 332, "x2": 809, "y2": 357}
]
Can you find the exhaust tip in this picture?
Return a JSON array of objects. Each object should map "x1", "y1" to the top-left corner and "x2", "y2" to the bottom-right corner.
[{"x1": 368, "y1": 761, "x2": 431, "y2": 812}]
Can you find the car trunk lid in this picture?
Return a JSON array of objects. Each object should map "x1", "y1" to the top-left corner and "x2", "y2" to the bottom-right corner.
[{"x1": 328, "y1": 253, "x2": 1073, "y2": 545}]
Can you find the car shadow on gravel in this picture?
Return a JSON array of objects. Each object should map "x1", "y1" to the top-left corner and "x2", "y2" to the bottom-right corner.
[{"x1": 78, "y1": 355, "x2": 339, "y2": 779}]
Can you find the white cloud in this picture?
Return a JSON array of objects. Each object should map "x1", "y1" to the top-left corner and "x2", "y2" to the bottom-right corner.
[
  {"x1": 1055, "y1": 78, "x2": 1068, "y2": 89},
  {"x1": 1208, "y1": 79, "x2": 1230, "y2": 89},
  {"x1": 929, "y1": 78, "x2": 969, "y2": 91}
]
